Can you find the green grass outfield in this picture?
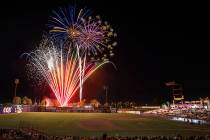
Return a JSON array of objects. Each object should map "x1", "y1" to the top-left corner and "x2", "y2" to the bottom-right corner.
[{"x1": 0, "y1": 112, "x2": 210, "y2": 136}]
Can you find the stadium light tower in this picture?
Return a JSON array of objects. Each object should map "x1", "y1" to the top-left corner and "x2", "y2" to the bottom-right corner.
[
  {"x1": 14, "y1": 78, "x2": 20, "y2": 97},
  {"x1": 103, "y1": 85, "x2": 109, "y2": 104}
]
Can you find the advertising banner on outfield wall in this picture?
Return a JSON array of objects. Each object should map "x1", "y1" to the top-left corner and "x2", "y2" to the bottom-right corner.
[{"x1": 0, "y1": 105, "x2": 22, "y2": 114}]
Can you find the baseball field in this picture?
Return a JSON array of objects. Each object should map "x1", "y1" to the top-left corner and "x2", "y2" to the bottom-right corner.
[{"x1": 0, "y1": 112, "x2": 210, "y2": 136}]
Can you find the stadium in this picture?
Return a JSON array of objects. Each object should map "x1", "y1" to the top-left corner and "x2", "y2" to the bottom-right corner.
[{"x1": 1, "y1": 1, "x2": 210, "y2": 140}]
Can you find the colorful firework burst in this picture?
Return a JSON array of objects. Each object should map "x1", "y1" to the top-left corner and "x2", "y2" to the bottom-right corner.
[
  {"x1": 48, "y1": 6, "x2": 90, "y2": 42},
  {"x1": 48, "y1": 6, "x2": 117, "y2": 61}
]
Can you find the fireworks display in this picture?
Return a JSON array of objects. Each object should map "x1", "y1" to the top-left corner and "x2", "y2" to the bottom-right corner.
[
  {"x1": 48, "y1": 6, "x2": 117, "y2": 61},
  {"x1": 24, "y1": 40, "x2": 110, "y2": 106},
  {"x1": 24, "y1": 5, "x2": 117, "y2": 106},
  {"x1": 47, "y1": 6, "x2": 117, "y2": 103}
]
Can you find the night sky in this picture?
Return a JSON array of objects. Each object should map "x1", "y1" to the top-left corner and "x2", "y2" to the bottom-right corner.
[{"x1": 0, "y1": 1, "x2": 210, "y2": 104}]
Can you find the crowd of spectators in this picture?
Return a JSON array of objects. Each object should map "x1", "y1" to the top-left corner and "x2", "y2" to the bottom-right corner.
[
  {"x1": 143, "y1": 107, "x2": 210, "y2": 124},
  {"x1": 1, "y1": 128, "x2": 210, "y2": 140}
]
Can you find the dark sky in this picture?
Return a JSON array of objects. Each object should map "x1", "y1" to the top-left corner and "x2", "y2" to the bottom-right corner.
[{"x1": 0, "y1": 1, "x2": 210, "y2": 104}]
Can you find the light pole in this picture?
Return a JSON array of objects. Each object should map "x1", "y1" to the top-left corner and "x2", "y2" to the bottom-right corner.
[
  {"x1": 103, "y1": 85, "x2": 108, "y2": 104},
  {"x1": 14, "y1": 79, "x2": 20, "y2": 97}
]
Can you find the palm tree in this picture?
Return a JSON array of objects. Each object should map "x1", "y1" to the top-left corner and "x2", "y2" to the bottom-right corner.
[{"x1": 14, "y1": 79, "x2": 20, "y2": 97}]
